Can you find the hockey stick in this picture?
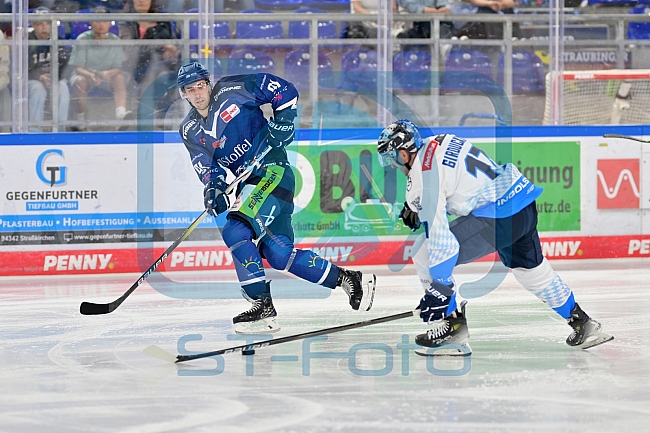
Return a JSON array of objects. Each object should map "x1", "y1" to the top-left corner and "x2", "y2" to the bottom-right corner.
[
  {"x1": 144, "y1": 310, "x2": 419, "y2": 363},
  {"x1": 79, "y1": 146, "x2": 272, "y2": 316},
  {"x1": 603, "y1": 133, "x2": 650, "y2": 143}
]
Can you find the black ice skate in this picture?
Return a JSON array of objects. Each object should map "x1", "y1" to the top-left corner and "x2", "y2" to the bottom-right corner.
[
  {"x1": 566, "y1": 303, "x2": 613, "y2": 349},
  {"x1": 233, "y1": 295, "x2": 280, "y2": 334},
  {"x1": 337, "y1": 268, "x2": 376, "y2": 311},
  {"x1": 415, "y1": 301, "x2": 471, "y2": 357}
]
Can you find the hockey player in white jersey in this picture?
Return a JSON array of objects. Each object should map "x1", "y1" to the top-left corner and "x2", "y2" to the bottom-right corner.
[{"x1": 377, "y1": 119, "x2": 613, "y2": 355}]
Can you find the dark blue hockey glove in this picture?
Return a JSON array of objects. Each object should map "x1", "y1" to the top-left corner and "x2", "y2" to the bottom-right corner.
[
  {"x1": 203, "y1": 178, "x2": 230, "y2": 217},
  {"x1": 266, "y1": 108, "x2": 296, "y2": 149},
  {"x1": 417, "y1": 282, "x2": 456, "y2": 323},
  {"x1": 399, "y1": 202, "x2": 421, "y2": 231}
]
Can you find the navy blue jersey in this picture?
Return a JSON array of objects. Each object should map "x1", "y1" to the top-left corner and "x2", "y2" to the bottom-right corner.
[{"x1": 179, "y1": 73, "x2": 299, "y2": 186}]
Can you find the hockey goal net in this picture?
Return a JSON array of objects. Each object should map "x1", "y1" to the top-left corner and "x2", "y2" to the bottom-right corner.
[{"x1": 543, "y1": 69, "x2": 650, "y2": 125}]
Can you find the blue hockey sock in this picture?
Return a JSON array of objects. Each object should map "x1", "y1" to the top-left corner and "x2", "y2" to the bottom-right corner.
[
  {"x1": 223, "y1": 219, "x2": 267, "y2": 299},
  {"x1": 287, "y1": 250, "x2": 339, "y2": 288}
]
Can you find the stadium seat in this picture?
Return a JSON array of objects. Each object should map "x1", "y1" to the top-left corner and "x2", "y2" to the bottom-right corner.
[
  {"x1": 288, "y1": 8, "x2": 337, "y2": 39},
  {"x1": 284, "y1": 48, "x2": 333, "y2": 90},
  {"x1": 444, "y1": 49, "x2": 494, "y2": 89},
  {"x1": 185, "y1": 8, "x2": 230, "y2": 57},
  {"x1": 235, "y1": 8, "x2": 283, "y2": 39},
  {"x1": 628, "y1": 5, "x2": 650, "y2": 40},
  {"x1": 588, "y1": 0, "x2": 638, "y2": 5},
  {"x1": 340, "y1": 47, "x2": 378, "y2": 91},
  {"x1": 254, "y1": 0, "x2": 304, "y2": 9},
  {"x1": 304, "y1": 0, "x2": 351, "y2": 11},
  {"x1": 498, "y1": 50, "x2": 545, "y2": 94},
  {"x1": 227, "y1": 48, "x2": 276, "y2": 74},
  {"x1": 70, "y1": 9, "x2": 119, "y2": 39},
  {"x1": 393, "y1": 51, "x2": 432, "y2": 89}
]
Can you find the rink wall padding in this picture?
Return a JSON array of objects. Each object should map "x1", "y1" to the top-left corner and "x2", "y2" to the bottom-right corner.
[{"x1": 1, "y1": 125, "x2": 649, "y2": 277}]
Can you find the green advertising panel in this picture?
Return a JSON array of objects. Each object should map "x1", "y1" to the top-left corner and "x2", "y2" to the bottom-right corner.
[
  {"x1": 290, "y1": 140, "x2": 580, "y2": 239},
  {"x1": 475, "y1": 141, "x2": 581, "y2": 232}
]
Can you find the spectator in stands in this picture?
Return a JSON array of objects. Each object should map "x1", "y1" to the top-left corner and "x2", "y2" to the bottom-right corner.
[
  {"x1": 163, "y1": 0, "x2": 253, "y2": 13},
  {"x1": 119, "y1": 0, "x2": 181, "y2": 118},
  {"x1": 28, "y1": 6, "x2": 71, "y2": 131},
  {"x1": 68, "y1": 6, "x2": 129, "y2": 128},
  {"x1": 451, "y1": 0, "x2": 523, "y2": 40},
  {"x1": 397, "y1": 0, "x2": 453, "y2": 42},
  {"x1": 0, "y1": 29, "x2": 10, "y2": 133},
  {"x1": 344, "y1": 0, "x2": 403, "y2": 39}
]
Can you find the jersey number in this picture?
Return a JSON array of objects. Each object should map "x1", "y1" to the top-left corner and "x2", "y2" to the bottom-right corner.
[
  {"x1": 465, "y1": 146, "x2": 498, "y2": 180},
  {"x1": 267, "y1": 80, "x2": 281, "y2": 92}
]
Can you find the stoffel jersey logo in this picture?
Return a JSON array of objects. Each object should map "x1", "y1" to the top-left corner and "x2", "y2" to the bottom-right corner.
[
  {"x1": 220, "y1": 104, "x2": 240, "y2": 123},
  {"x1": 422, "y1": 139, "x2": 439, "y2": 171}
]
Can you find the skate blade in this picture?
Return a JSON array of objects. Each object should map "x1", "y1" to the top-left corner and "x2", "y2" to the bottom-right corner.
[
  {"x1": 359, "y1": 273, "x2": 377, "y2": 312},
  {"x1": 578, "y1": 333, "x2": 614, "y2": 350},
  {"x1": 415, "y1": 343, "x2": 472, "y2": 357},
  {"x1": 234, "y1": 317, "x2": 281, "y2": 334}
]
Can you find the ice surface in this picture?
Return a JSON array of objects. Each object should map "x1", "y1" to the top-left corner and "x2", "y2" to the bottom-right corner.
[{"x1": 1, "y1": 259, "x2": 649, "y2": 432}]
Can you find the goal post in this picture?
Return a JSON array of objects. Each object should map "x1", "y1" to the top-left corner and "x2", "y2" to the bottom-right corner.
[{"x1": 543, "y1": 69, "x2": 650, "y2": 125}]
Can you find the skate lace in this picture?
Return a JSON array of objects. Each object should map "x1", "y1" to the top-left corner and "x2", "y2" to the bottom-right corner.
[
  {"x1": 244, "y1": 299, "x2": 264, "y2": 315},
  {"x1": 426, "y1": 320, "x2": 450, "y2": 339}
]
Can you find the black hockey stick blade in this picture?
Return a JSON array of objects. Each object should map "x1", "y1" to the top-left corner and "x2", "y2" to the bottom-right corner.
[
  {"x1": 79, "y1": 209, "x2": 209, "y2": 315},
  {"x1": 79, "y1": 146, "x2": 272, "y2": 316},
  {"x1": 603, "y1": 133, "x2": 650, "y2": 143},
  {"x1": 173, "y1": 310, "x2": 419, "y2": 363}
]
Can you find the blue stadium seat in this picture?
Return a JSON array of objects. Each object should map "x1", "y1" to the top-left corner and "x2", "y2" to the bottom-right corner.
[
  {"x1": 628, "y1": 5, "x2": 650, "y2": 40},
  {"x1": 288, "y1": 8, "x2": 337, "y2": 39},
  {"x1": 227, "y1": 48, "x2": 276, "y2": 74},
  {"x1": 185, "y1": 8, "x2": 230, "y2": 57},
  {"x1": 284, "y1": 48, "x2": 333, "y2": 90},
  {"x1": 341, "y1": 47, "x2": 378, "y2": 91},
  {"x1": 498, "y1": 50, "x2": 545, "y2": 94},
  {"x1": 254, "y1": 0, "x2": 304, "y2": 9},
  {"x1": 393, "y1": 51, "x2": 432, "y2": 89},
  {"x1": 236, "y1": 8, "x2": 283, "y2": 39},
  {"x1": 444, "y1": 49, "x2": 493, "y2": 89},
  {"x1": 70, "y1": 9, "x2": 119, "y2": 39},
  {"x1": 588, "y1": 0, "x2": 638, "y2": 5},
  {"x1": 304, "y1": 0, "x2": 350, "y2": 10}
]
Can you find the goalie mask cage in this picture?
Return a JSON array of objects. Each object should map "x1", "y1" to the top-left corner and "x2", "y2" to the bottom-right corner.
[{"x1": 543, "y1": 69, "x2": 650, "y2": 125}]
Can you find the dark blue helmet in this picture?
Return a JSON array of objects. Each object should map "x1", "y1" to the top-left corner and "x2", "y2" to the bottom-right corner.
[{"x1": 177, "y1": 62, "x2": 210, "y2": 89}]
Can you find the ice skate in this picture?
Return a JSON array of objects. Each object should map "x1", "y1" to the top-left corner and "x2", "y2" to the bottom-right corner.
[
  {"x1": 566, "y1": 303, "x2": 613, "y2": 349},
  {"x1": 233, "y1": 296, "x2": 281, "y2": 334},
  {"x1": 337, "y1": 268, "x2": 376, "y2": 311},
  {"x1": 415, "y1": 301, "x2": 471, "y2": 357}
]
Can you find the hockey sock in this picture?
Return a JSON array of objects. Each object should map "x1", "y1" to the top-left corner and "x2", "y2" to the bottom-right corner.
[
  {"x1": 513, "y1": 258, "x2": 575, "y2": 319},
  {"x1": 222, "y1": 219, "x2": 267, "y2": 298},
  {"x1": 260, "y1": 235, "x2": 339, "y2": 288}
]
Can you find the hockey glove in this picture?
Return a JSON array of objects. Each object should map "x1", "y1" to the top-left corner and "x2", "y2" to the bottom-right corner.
[
  {"x1": 399, "y1": 202, "x2": 421, "y2": 231},
  {"x1": 203, "y1": 178, "x2": 230, "y2": 217},
  {"x1": 266, "y1": 108, "x2": 296, "y2": 149},
  {"x1": 417, "y1": 282, "x2": 456, "y2": 323}
]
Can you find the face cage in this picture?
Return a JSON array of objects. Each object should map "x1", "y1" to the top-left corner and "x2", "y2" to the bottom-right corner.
[{"x1": 179, "y1": 80, "x2": 212, "y2": 101}]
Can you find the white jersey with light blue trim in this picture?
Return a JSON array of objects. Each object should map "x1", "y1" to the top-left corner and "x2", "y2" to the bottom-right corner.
[{"x1": 405, "y1": 134, "x2": 543, "y2": 270}]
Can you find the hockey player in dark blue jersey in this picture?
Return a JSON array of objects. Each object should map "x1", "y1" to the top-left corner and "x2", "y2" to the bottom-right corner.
[{"x1": 177, "y1": 62, "x2": 376, "y2": 333}]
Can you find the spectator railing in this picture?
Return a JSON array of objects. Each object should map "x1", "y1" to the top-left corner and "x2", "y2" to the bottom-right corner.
[{"x1": 1, "y1": 11, "x2": 650, "y2": 131}]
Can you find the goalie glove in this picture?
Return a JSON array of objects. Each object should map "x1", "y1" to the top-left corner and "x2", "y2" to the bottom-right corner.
[
  {"x1": 417, "y1": 282, "x2": 456, "y2": 323},
  {"x1": 266, "y1": 108, "x2": 296, "y2": 149},
  {"x1": 399, "y1": 202, "x2": 421, "y2": 231},
  {"x1": 203, "y1": 178, "x2": 230, "y2": 217}
]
